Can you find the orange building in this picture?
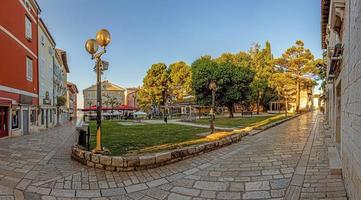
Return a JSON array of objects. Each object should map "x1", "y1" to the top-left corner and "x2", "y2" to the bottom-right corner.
[
  {"x1": 66, "y1": 82, "x2": 78, "y2": 121},
  {"x1": 0, "y1": 0, "x2": 41, "y2": 137},
  {"x1": 125, "y1": 87, "x2": 139, "y2": 108}
]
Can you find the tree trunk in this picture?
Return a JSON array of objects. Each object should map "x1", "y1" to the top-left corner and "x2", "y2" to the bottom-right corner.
[
  {"x1": 228, "y1": 105, "x2": 234, "y2": 118},
  {"x1": 296, "y1": 77, "x2": 300, "y2": 113},
  {"x1": 285, "y1": 97, "x2": 288, "y2": 117},
  {"x1": 256, "y1": 92, "x2": 260, "y2": 115}
]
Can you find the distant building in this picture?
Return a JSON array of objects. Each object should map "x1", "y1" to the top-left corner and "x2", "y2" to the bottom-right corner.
[
  {"x1": 83, "y1": 80, "x2": 125, "y2": 108},
  {"x1": 38, "y1": 18, "x2": 56, "y2": 129},
  {"x1": 268, "y1": 80, "x2": 314, "y2": 113},
  {"x1": 0, "y1": 0, "x2": 41, "y2": 137},
  {"x1": 66, "y1": 82, "x2": 78, "y2": 121},
  {"x1": 124, "y1": 87, "x2": 139, "y2": 108}
]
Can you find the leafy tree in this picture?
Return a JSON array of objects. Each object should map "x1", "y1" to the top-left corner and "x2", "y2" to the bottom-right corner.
[
  {"x1": 103, "y1": 94, "x2": 120, "y2": 118},
  {"x1": 275, "y1": 40, "x2": 315, "y2": 112},
  {"x1": 313, "y1": 58, "x2": 327, "y2": 91},
  {"x1": 56, "y1": 96, "x2": 67, "y2": 125},
  {"x1": 191, "y1": 56, "x2": 218, "y2": 106},
  {"x1": 249, "y1": 41, "x2": 274, "y2": 114},
  {"x1": 56, "y1": 96, "x2": 66, "y2": 107},
  {"x1": 168, "y1": 61, "x2": 192, "y2": 101},
  {"x1": 86, "y1": 101, "x2": 93, "y2": 107},
  {"x1": 192, "y1": 55, "x2": 254, "y2": 118},
  {"x1": 269, "y1": 72, "x2": 296, "y2": 116},
  {"x1": 138, "y1": 63, "x2": 168, "y2": 113}
]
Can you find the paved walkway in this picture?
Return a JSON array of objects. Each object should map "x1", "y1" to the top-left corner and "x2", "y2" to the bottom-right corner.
[{"x1": 0, "y1": 113, "x2": 348, "y2": 199}]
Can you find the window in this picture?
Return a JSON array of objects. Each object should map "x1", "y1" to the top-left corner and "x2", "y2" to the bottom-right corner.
[
  {"x1": 40, "y1": 34, "x2": 45, "y2": 46},
  {"x1": 25, "y1": 16, "x2": 32, "y2": 40},
  {"x1": 30, "y1": 110, "x2": 36, "y2": 125},
  {"x1": 26, "y1": 57, "x2": 33, "y2": 81},
  {"x1": 49, "y1": 47, "x2": 54, "y2": 56},
  {"x1": 50, "y1": 109, "x2": 53, "y2": 123},
  {"x1": 12, "y1": 110, "x2": 20, "y2": 129},
  {"x1": 24, "y1": 0, "x2": 31, "y2": 11},
  {"x1": 41, "y1": 109, "x2": 44, "y2": 125}
]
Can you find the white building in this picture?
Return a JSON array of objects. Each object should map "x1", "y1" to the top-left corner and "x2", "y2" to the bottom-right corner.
[
  {"x1": 38, "y1": 18, "x2": 56, "y2": 129},
  {"x1": 321, "y1": 0, "x2": 361, "y2": 198},
  {"x1": 54, "y1": 49, "x2": 69, "y2": 125}
]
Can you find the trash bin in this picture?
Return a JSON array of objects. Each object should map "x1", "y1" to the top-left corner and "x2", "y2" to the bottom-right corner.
[{"x1": 76, "y1": 123, "x2": 90, "y2": 150}]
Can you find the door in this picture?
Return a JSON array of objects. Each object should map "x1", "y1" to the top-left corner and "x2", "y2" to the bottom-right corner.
[
  {"x1": 335, "y1": 82, "x2": 342, "y2": 152},
  {"x1": 23, "y1": 110, "x2": 29, "y2": 135},
  {"x1": 0, "y1": 107, "x2": 8, "y2": 137},
  {"x1": 46, "y1": 109, "x2": 49, "y2": 128}
]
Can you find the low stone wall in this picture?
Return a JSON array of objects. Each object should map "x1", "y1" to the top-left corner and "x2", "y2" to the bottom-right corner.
[{"x1": 71, "y1": 131, "x2": 248, "y2": 172}]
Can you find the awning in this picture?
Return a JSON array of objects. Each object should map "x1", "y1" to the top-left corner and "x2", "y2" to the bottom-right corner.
[
  {"x1": 0, "y1": 98, "x2": 14, "y2": 105},
  {"x1": 82, "y1": 105, "x2": 137, "y2": 111}
]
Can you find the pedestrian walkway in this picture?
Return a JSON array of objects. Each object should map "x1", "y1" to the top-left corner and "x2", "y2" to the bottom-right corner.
[{"x1": 0, "y1": 112, "x2": 348, "y2": 199}]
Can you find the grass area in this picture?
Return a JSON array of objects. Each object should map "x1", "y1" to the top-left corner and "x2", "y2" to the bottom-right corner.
[
  {"x1": 88, "y1": 114, "x2": 295, "y2": 156},
  {"x1": 193, "y1": 114, "x2": 291, "y2": 128},
  {"x1": 89, "y1": 121, "x2": 209, "y2": 156}
]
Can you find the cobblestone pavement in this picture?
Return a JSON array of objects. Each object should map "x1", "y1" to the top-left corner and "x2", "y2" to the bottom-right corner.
[{"x1": 0, "y1": 113, "x2": 348, "y2": 200}]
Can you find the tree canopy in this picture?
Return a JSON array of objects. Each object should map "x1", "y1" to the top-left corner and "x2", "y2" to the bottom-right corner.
[
  {"x1": 275, "y1": 40, "x2": 316, "y2": 112},
  {"x1": 269, "y1": 72, "x2": 296, "y2": 115},
  {"x1": 168, "y1": 61, "x2": 192, "y2": 101},
  {"x1": 192, "y1": 54, "x2": 254, "y2": 118},
  {"x1": 136, "y1": 40, "x2": 319, "y2": 116},
  {"x1": 249, "y1": 41, "x2": 275, "y2": 113},
  {"x1": 138, "y1": 61, "x2": 193, "y2": 113},
  {"x1": 138, "y1": 63, "x2": 168, "y2": 113}
]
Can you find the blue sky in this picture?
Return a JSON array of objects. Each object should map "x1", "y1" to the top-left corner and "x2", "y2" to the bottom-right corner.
[{"x1": 37, "y1": 0, "x2": 322, "y2": 108}]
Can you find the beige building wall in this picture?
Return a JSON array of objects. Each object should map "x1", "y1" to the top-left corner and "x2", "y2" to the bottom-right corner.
[
  {"x1": 323, "y1": 0, "x2": 361, "y2": 198},
  {"x1": 340, "y1": 0, "x2": 361, "y2": 198},
  {"x1": 83, "y1": 81, "x2": 125, "y2": 107},
  {"x1": 124, "y1": 87, "x2": 139, "y2": 108}
]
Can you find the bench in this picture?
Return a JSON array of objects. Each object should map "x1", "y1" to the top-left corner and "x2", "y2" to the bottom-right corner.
[{"x1": 241, "y1": 111, "x2": 253, "y2": 117}]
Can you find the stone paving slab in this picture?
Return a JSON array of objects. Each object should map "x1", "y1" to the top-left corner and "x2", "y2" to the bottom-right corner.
[{"x1": 0, "y1": 112, "x2": 349, "y2": 199}]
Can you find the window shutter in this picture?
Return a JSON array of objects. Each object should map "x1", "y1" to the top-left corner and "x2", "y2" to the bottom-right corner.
[
  {"x1": 26, "y1": 57, "x2": 33, "y2": 81},
  {"x1": 25, "y1": 16, "x2": 32, "y2": 40}
]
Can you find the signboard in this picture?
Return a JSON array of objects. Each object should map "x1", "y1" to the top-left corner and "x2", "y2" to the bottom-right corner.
[
  {"x1": 43, "y1": 91, "x2": 51, "y2": 105},
  {"x1": 19, "y1": 94, "x2": 32, "y2": 105}
]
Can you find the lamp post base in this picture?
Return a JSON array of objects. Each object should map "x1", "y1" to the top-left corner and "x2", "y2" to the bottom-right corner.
[{"x1": 92, "y1": 147, "x2": 111, "y2": 155}]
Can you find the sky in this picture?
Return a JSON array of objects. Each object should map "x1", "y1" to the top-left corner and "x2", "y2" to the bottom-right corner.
[{"x1": 37, "y1": 0, "x2": 323, "y2": 108}]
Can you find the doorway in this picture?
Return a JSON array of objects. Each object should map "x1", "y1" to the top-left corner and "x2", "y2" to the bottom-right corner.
[
  {"x1": 23, "y1": 110, "x2": 29, "y2": 135},
  {"x1": 0, "y1": 107, "x2": 8, "y2": 138},
  {"x1": 335, "y1": 82, "x2": 342, "y2": 152},
  {"x1": 46, "y1": 109, "x2": 49, "y2": 128}
]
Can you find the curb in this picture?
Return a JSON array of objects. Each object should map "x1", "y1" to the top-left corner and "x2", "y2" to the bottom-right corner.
[
  {"x1": 71, "y1": 131, "x2": 249, "y2": 172},
  {"x1": 248, "y1": 112, "x2": 307, "y2": 136}
]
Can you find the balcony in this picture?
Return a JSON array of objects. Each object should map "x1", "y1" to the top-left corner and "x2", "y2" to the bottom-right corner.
[{"x1": 328, "y1": 43, "x2": 343, "y2": 81}]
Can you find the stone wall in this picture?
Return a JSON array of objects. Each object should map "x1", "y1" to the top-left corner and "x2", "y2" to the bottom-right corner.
[
  {"x1": 336, "y1": 0, "x2": 361, "y2": 198},
  {"x1": 72, "y1": 131, "x2": 248, "y2": 172}
]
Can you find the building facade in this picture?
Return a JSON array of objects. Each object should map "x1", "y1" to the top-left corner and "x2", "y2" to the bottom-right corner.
[
  {"x1": 38, "y1": 18, "x2": 56, "y2": 129},
  {"x1": 321, "y1": 0, "x2": 361, "y2": 198},
  {"x1": 0, "y1": 0, "x2": 41, "y2": 137},
  {"x1": 268, "y1": 82, "x2": 314, "y2": 113},
  {"x1": 124, "y1": 87, "x2": 139, "y2": 108},
  {"x1": 54, "y1": 49, "x2": 69, "y2": 124},
  {"x1": 83, "y1": 81, "x2": 125, "y2": 108},
  {"x1": 66, "y1": 82, "x2": 78, "y2": 121}
]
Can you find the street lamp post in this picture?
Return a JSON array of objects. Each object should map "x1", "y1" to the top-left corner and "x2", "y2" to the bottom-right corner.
[
  {"x1": 209, "y1": 80, "x2": 217, "y2": 133},
  {"x1": 85, "y1": 29, "x2": 111, "y2": 153}
]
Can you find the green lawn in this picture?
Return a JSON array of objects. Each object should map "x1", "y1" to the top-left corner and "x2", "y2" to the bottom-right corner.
[
  {"x1": 194, "y1": 114, "x2": 288, "y2": 128},
  {"x1": 89, "y1": 121, "x2": 208, "y2": 156}
]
